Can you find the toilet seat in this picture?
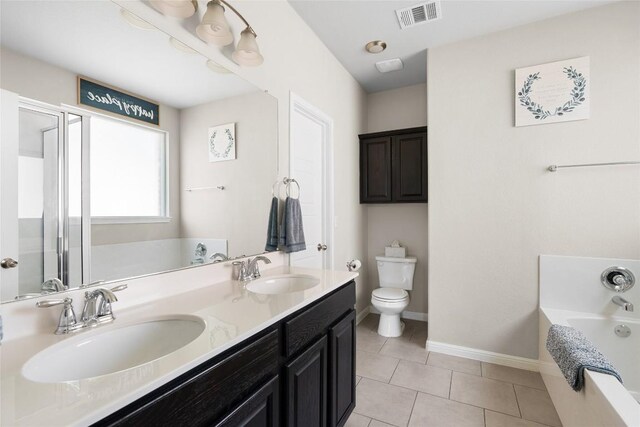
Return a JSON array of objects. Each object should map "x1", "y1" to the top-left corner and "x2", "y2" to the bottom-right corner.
[{"x1": 372, "y1": 288, "x2": 408, "y2": 302}]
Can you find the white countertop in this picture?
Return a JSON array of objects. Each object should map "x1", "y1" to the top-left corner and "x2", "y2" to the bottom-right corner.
[{"x1": 0, "y1": 266, "x2": 358, "y2": 427}]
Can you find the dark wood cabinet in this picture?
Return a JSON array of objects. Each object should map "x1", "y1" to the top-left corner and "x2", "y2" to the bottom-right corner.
[
  {"x1": 329, "y1": 310, "x2": 356, "y2": 427},
  {"x1": 95, "y1": 281, "x2": 356, "y2": 427},
  {"x1": 359, "y1": 127, "x2": 427, "y2": 203},
  {"x1": 285, "y1": 336, "x2": 328, "y2": 427},
  {"x1": 216, "y1": 376, "x2": 280, "y2": 427}
]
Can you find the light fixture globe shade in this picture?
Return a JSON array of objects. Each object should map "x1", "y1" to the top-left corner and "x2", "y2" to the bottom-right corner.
[
  {"x1": 150, "y1": 0, "x2": 197, "y2": 18},
  {"x1": 232, "y1": 28, "x2": 263, "y2": 67},
  {"x1": 196, "y1": 1, "x2": 233, "y2": 46}
]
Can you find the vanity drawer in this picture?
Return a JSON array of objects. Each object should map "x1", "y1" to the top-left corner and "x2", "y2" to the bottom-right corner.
[
  {"x1": 283, "y1": 281, "x2": 355, "y2": 358},
  {"x1": 97, "y1": 328, "x2": 279, "y2": 427}
]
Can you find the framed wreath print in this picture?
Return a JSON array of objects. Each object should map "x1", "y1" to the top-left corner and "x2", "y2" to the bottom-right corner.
[
  {"x1": 208, "y1": 123, "x2": 236, "y2": 162},
  {"x1": 515, "y1": 57, "x2": 590, "y2": 127}
]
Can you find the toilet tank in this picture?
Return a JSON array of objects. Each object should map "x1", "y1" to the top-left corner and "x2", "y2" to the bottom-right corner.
[{"x1": 375, "y1": 255, "x2": 417, "y2": 290}]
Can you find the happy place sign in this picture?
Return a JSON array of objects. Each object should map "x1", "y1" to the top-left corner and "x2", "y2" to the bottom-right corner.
[{"x1": 77, "y1": 76, "x2": 159, "y2": 126}]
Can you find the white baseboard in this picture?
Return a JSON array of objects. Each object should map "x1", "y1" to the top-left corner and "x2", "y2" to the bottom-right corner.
[
  {"x1": 356, "y1": 306, "x2": 371, "y2": 325},
  {"x1": 369, "y1": 306, "x2": 428, "y2": 322},
  {"x1": 426, "y1": 340, "x2": 539, "y2": 372}
]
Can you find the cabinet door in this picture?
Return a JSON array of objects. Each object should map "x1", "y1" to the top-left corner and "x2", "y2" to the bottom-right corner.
[
  {"x1": 360, "y1": 137, "x2": 392, "y2": 203},
  {"x1": 392, "y1": 132, "x2": 428, "y2": 202},
  {"x1": 329, "y1": 310, "x2": 356, "y2": 427},
  {"x1": 215, "y1": 376, "x2": 279, "y2": 427},
  {"x1": 284, "y1": 336, "x2": 328, "y2": 427}
]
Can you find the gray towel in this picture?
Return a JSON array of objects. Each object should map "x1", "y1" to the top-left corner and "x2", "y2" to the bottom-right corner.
[
  {"x1": 546, "y1": 324, "x2": 623, "y2": 391},
  {"x1": 265, "y1": 197, "x2": 279, "y2": 251},
  {"x1": 279, "y1": 197, "x2": 306, "y2": 253}
]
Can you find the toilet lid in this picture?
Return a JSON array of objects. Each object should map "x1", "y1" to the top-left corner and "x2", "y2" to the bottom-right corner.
[{"x1": 372, "y1": 288, "x2": 408, "y2": 301}]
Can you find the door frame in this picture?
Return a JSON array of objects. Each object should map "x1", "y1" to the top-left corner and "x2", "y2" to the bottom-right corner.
[{"x1": 289, "y1": 93, "x2": 334, "y2": 270}]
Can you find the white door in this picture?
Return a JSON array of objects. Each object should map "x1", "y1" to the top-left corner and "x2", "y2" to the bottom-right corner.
[
  {"x1": 289, "y1": 94, "x2": 333, "y2": 269},
  {"x1": 0, "y1": 89, "x2": 20, "y2": 300}
]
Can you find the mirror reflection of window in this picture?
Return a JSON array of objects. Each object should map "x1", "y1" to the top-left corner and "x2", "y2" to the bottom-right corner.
[{"x1": 89, "y1": 115, "x2": 168, "y2": 221}]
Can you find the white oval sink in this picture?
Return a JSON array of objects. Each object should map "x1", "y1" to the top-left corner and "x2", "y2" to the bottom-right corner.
[
  {"x1": 246, "y1": 274, "x2": 320, "y2": 295},
  {"x1": 22, "y1": 315, "x2": 205, "y2": 383}
]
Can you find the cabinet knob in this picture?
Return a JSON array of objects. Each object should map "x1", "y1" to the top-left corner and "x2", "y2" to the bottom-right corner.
[{"x1": 316, "y1": 244, "x2": 328, "y2": 252}]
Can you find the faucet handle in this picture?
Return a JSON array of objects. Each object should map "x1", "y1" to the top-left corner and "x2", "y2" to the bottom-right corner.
[
  {"x1": 36, "y1": 298, "x2": 81, "y2": 334},
  {"x1": 110, "y1": 284, "x2": 128, "y2": 293}
]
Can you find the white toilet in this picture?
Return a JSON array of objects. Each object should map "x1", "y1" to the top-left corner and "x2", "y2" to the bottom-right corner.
[{"x1": 371, "y1": 255, "x2": 417, "y2": 337}]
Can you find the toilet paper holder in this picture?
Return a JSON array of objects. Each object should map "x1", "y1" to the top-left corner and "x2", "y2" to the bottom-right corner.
[{"x1": 346, "y1": 259, "x2": 361, "y2": 272}]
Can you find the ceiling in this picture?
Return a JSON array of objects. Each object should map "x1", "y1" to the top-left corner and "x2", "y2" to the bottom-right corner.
[
  {"x1": 289, "y1": 0, "x2": 614, "y2": 93},
  {"x1": 0, "y1": 1, "x2": 259, "y2": 109}
]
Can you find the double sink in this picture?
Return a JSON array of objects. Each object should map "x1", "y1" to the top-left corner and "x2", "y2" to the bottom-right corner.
[{"x1": 22, "y1": 274, "x2": 320, "y2": 383}]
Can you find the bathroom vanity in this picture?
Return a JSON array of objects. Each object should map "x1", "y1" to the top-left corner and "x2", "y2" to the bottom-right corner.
[
  {"x1": 97, "y1": 280, "x2": 356, "y2": 427},
  {"x1": 0, "y1": 261, "x2": 358, "y2": 427}
]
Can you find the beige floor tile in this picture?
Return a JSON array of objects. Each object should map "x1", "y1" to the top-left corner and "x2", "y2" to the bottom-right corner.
[
  {"x1": 450, "y1": 372, "x2": 520, "y2": 417},
  {"x1": 390, "y1": 360, "x2": 452, "y2": 398},
  {"x1": 485, "y1": 410, "x2": 551, "y2": 427},
  {"x1": 408, "y1": 392, "x2": 484, "y2": 427},
  {"x1": 482, "y1": 363, "x2": 546, "y2": 390},
  {"x1": 357, "y1": 350, "x2": 400, "y2": 383},
  {"x1": 380, "y1": 337, "x2": 428, "y2": 364},
  {"x1": 345, "y1": 412, "x2": 372, "y2": 427},
  {"x1": 427, "y1": 352, "x2": 482, "y2": 376},
  {"x1": 354, "y1": 378, "x2": 417, "y2": 427},
  {"x1": 360, "y1": 314, "x2": 380, "y2": 331},
  {"x1": 369, "y1": 420, "x2": 395, "y2": 427},
  {"x1": 514, "y1": 385, "x2": 562, "y2": 427},
  {"x1": 356, "y1": 375, "x2": 363, "y2": 386},
  {"x1": 357, "y1": 328, "x2": 389, "y2": 353},
  {"x1": 410, "y1": 327, "x2": 428, "y2": 345}
]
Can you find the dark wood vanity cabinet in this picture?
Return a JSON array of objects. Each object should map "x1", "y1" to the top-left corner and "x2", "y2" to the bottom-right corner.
[
  {"x1": 359, "y1": 127, "x2": 428, "y2": 203},
  {"x1": 95, "y1": 281, "x2": 356, "y2": 427}
]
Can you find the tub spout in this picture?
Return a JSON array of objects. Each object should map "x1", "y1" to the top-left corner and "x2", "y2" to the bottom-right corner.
[{"x1": 612, "y1": 296, "x2": 634, "y2": 312}]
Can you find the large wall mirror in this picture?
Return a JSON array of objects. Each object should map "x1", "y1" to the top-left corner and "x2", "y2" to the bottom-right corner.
[{"x1": 0, "y1": 1, "x2": 278, "y2": 302}]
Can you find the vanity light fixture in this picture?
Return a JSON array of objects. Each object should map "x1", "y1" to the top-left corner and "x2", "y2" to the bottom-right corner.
[
  {"x1": 120, "y1": 8, "x2": 156, "y2": 30},
  {"x1": 197, "y1": 0, "x2": 263, "y2": 66},
  {"x1": 365, "y1": 40, "x2": 387, "y2": 54},
  {"x1": 150, "y1": 0, "x2": 198, "y2": 18}
]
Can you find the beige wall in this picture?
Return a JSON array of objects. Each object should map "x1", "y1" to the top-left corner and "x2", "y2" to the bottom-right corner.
[
  {"x1": 427, "y1": 2, "x2": 640, "y2": 359},
  {"x1": 218, "y1": 1, "x2": 369, "y2": 311},
  {"x1": 179, "y1": 91, "x2": 278, "y2": 256},
  {"x1": 0, "y1": 47, "x2": 182, "y2": 246},
  {"x1": 365, "y1": 84, "x2": 428, "y2": 314}
]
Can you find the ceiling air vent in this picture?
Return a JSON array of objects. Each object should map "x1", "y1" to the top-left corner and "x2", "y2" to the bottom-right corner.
[{"x1": 396, "y1": 1, "x2": 442, "y2": 29}]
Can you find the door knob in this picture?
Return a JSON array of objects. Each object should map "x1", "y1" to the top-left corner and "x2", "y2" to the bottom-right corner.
[
  {"x1": 1, "y1": 258, "x2": 18, "y2": 269},
  {"x1": 317, "y1": 244, "x2": 327, "y2": 251}
]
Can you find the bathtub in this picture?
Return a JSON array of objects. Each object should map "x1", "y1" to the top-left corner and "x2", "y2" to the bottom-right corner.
[{"x1": 539, "y1": 307, "x2": 640, "y2": 427}]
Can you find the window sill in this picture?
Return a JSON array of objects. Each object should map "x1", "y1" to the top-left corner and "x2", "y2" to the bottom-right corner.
[{"x1": 91, "y1": 216, "x2": 172, "y2": 225}]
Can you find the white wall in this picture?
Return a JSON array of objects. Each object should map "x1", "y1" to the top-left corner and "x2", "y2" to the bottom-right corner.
[
  {"x1": 366, "y1": 84, "x2": 428, "y2": 314},
  {"x1": 179, "y1": 91, "x2": 278, "y2": 257},
  {"x1": 427, "y1": 2, "x2": 640, "y2": 359}
]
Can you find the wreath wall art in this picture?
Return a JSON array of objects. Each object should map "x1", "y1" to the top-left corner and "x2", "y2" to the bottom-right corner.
[
  {"x1": 515, "y1": 57, "x2": 590, "y2": 127},
  {"x1": 208, "y1": 122, "x2": 236, "y2": 162}
]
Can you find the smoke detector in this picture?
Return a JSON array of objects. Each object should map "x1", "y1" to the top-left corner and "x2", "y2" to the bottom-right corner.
[
  {"x1": 375, "y1": 58, "x2": 404, "y2": 73},
  {"x1": 395, "y1": 1, "x2": 442, "y2": 29}
]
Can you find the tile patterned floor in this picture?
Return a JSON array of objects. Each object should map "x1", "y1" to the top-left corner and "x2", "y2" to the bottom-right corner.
[{"x1": 348, "y1": 314, "x2": 562, "y2": 427}]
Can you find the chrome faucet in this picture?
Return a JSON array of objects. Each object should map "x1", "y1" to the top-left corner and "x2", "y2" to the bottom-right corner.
[
  {"x1": 37, "y1": 284, "x2": 127, "y2": 334},
  {"x1": 209, "y1": 252, "x2": 229, "y2": 262},
  {"x1": 41, "y1": 278, "x2": 67, "y2": 293},
  {"x1": 238, "y1": 256, "x2": 272, "y2": 281},
  {"x1": 82, "y1": 285, "x2": 126, "y2": 325},
  {"x1": 36, "y1": 297, "x2": 82, "y2": 334},
  {"x1": 612, "y1": 296, "x2": 634, "y2": 312}
]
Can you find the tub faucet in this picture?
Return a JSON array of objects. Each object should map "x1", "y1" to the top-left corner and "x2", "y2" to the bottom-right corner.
[{"x1": 612, "y1": 296, "x2": 634, "y2": 312}]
